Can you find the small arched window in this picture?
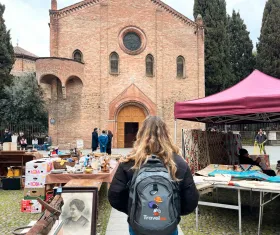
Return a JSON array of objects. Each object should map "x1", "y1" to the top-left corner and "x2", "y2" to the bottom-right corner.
[
  {"x1": 177, "y1": 56, "x2": 185, "y2": 78},
  {"x1": 146, "y1": 54, "x2": 154, "y2": 77},
  {"x1": 73, "y1": 50, "x2": 83, "y2": 62},
  {"x1": 110, "y1": 52, "x2": 119, "y2": 74}
]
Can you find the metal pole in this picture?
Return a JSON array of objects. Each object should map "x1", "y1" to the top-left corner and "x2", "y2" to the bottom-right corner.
[
  {"x1": 250, "y1": 190, "x2": 253, "y2": 213},
  {"x1": 261, "y1": 193, "x2": 264, "y2": 226},
  {"x1": 216, "y1": 188, "x2": 219, "y2": 203},
  {"x1": 182, "y1": 129, "x2": 185, "y2": 159},
  {"x1": 258, "y1": 192, "x2": 263, "y2": 235},
  {"x1": 238, "y1": 189, "x2": 242, "y2": 235},
  {"x1": 174, "y1": 119, "x2": 177, "y2": 144},
  {"x1": 196, "y1": 207, "x2": 199, "y2": 231}
]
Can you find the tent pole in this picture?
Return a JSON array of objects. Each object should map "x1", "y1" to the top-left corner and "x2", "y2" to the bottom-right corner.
[
  {"x1": 182, "y1": 129, "x2": 185, "y2": 159},
  {"x1": 174, "y1": 119, "x2": 177, "y2": 144}
]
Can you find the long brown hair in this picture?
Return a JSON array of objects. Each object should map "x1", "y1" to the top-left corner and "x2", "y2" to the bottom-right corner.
[{"x1": 124, "y1": 116, "x2": 181, "y2": 180}]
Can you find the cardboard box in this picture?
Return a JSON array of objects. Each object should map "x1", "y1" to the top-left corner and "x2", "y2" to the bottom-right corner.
[
  {"x1": 24, "y1": 187, "x2": 45, "y2": 200},
  {"x1": 21, "y1": 200, "x2": 42, "y2": 213},
  {"x1": 2, "y1": 142, "x2": 17, "y2": 150},
  {"x1": 25, "y1": 159, "x2": 53, "y2": 175},
  {"x1": 10, "y1": 142, "x2": 17, "y2": 151},
  {"x1": 3, "y1": 142, "x2": 11, "y2": 151},
  {"x1": 25, "y1": 175, "x2": 46, "y2": 187}
]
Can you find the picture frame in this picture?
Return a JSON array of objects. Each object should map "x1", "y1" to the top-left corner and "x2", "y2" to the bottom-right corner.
[{"x1": 56, "y1": 187, "x2": 98, "y2": 235}]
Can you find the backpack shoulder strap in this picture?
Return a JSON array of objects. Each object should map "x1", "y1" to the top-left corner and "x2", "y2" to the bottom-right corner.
[
  {"x1": 127, "y1": 155, "x2": 166, "y2": 188},
  {"x1": 142, "y1": 155, "x2": 166, "y2": 168}
]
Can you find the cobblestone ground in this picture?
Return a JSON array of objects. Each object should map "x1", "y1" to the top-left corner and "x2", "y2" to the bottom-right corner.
[
  {"x1": 0, "y1": 184, "x2": 111, "y2": 235},
  {"x1": 181, "y1": 190, "x2": 280, "y2": 235}
]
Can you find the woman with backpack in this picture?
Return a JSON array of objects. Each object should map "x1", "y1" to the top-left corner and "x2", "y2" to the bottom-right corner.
[{"x1": 108, "y1": 116, "x2": 199, "y2": 235}]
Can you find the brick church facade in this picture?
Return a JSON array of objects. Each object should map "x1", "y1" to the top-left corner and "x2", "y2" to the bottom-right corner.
[
  {"x1": 11, "y1": 46, "x2": 37, "y2": 77},
  {"x1": 36, "y1": 0, "x2": 205, "y2": 149}
]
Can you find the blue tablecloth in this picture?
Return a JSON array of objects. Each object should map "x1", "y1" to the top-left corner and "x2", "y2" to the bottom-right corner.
[{"x1": 208, "y1": 170, "x2": 270, "y2": 181}]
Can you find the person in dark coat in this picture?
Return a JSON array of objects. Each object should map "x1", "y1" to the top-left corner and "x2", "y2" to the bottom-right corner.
[
  {"x1": 108, "y1": 116, "x2": 199, "y2": 235},
  {"x1": 239, "y1": 148, "x2": 261, "y2": 165},
  {"x1": 2, "y1": 129, "x2": 12, "y2": 143},
  {"x1": 91, "y1": 128, "x2": 99, "y2": 152},
  {"x1": 106, "y1": 130, "x2": 113, "y2": 155},
  {"x1": 239, "y1": 148, "x2": 276, "y2": 176}
]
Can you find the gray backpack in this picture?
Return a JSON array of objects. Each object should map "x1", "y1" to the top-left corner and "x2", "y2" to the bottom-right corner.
[{"x1": 128, "y1": 155, "x2": 180, "y2": 235}]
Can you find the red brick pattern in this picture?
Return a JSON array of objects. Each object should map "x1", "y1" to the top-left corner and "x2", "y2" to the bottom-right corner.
[{"x1": 11, "y1": 58, "x2": 36, "y2": 77}]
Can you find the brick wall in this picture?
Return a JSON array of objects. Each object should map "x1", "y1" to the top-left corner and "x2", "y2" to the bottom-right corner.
[{"x1": 11, "y1": 57, "x2": 36, "y2": 77}]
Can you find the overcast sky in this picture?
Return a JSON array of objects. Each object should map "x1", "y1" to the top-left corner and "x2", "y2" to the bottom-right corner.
[{"x1": 1, "y1": 0, "x2": 267, "y2": 57}]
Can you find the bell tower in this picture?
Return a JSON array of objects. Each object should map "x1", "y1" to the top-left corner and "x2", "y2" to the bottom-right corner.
[{"x1": 51, "y1": 0, "x2": 57, "y2": 10}]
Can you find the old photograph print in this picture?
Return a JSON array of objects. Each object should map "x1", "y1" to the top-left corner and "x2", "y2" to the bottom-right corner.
[{"x1": 60, "y1": 192, "x2": 93, "y2": 235}]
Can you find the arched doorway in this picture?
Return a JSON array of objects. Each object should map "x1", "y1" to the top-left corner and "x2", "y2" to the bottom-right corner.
[
  {"x1": 40, "y1": 74, "x2": 63, "y2": 100},
  {"x1": 117, "y1": 105, "x2": 146, "y2": 148}
]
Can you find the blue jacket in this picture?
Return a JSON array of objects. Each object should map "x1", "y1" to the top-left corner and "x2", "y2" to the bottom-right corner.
[{"x1": 98, "y1": 134, "x2": 108, "y2": 147}]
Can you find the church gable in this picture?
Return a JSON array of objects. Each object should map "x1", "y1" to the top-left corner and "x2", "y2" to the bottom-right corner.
[{"x1": 51, "y1": 0, "x2": 198, "y2": 28}]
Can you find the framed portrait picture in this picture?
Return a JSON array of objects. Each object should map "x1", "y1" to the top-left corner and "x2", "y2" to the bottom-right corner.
[{"x1": 57, "y1": 187, "x2": 98, "y2": 235}]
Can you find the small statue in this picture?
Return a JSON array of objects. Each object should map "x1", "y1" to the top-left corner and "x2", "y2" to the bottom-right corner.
[{"x1": 101, "y1": 158, "x2": 110, "y2": 173}]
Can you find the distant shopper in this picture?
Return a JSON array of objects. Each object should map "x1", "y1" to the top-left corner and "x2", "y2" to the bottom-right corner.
[
  {"x1": 32, "y1": 138, "x2": 39, "y2": 150},
  {"x1": 17, "y1": 131, "x2": 24, "y2": 144},
  {"x1": 2, "y1": 128, "x2": 12, "y2": 143},
  {"x1": 239, "y1": 148, "x2": 261, "y2": 165},
  {"x1": 19, "y1": 135, "x2": 28, "y2": 150},
  {"x1": 43, "y1": 135, "x2": 52, "y2": 151},
  {"x1": 91, "y1": 128, "x2": 99, "y2": 152},
  {"x1": 255, "y1": 129, "x2": 267, "y2": 154},
  {"x1": 106, "y1": 130, "x2": 113, "y2": 155},
  {"x1": 239, "y1": 148, "x2": 276, "y2": 176},
  {"x1": 98, "y1": 130, "x2": 108, "y2": 153}
]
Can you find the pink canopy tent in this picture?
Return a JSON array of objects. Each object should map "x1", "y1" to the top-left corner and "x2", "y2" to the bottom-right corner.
[{"x1": 174, "y1": 70, "x2": 280, "y2": 124}]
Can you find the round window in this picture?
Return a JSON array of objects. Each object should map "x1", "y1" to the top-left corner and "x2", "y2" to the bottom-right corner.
[
  {"x1": 123, "y1": 32, "x2": 141, "y2": 51},
  {"x1": 119, "y1": 26, "x2": 147, "y2": 55}
]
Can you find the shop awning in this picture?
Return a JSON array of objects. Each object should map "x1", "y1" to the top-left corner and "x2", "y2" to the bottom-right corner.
[{"x1": 174, "y1": 70, "x2": 280, "y2": 124}]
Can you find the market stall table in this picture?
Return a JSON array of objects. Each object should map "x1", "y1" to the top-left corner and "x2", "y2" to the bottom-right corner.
[
  {"x1": 195, "y1": 181, "x2": 280, "y2": 235},
  {"x1": 45, "y1": 162, "x2": 119, "y2": 185}
]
